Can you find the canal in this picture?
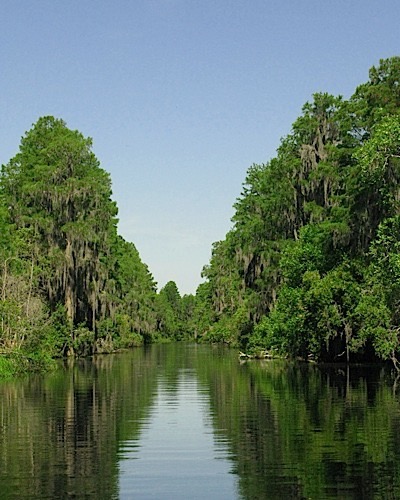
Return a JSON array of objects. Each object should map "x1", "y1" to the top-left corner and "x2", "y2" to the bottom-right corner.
[{"x1": 1, "y1": 343, "x2": 399, "y2": 499}]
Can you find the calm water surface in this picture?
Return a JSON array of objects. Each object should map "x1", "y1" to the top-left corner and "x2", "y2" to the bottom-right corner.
[{"x1": 1, "y1": 343, "x2": 400, "y2": 499}]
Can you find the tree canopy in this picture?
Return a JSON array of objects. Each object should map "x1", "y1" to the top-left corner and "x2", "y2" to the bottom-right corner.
[
  {"x1": 0, "y1": 117, "x2": 185, "y2": 373},
  {"x1": 194, "y1": 56, "x2": 400, "y2": 368},
  {"x1": 2, "y1": 57, "x2": 400, "y2": 374}
]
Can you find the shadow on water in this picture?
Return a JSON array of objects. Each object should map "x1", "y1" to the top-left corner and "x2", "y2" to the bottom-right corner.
[{"x1": 1, "y1": 344, "x2": 400, "y2": 499}]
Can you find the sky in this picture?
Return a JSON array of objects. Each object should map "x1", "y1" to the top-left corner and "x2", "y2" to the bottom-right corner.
[{"x1": 1, "y1": 0, "x2": 399, "y2": 295}]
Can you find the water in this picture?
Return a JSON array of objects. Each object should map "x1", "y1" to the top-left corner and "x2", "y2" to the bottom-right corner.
[
  {"x1": 1, "y1": 344, "x2": 400, "y2": 499},
  {"x1": 118, "y1": 372, "x2": 237, "y2": 499}
]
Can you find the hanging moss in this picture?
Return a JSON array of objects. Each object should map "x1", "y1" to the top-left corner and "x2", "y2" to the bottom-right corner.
[
  {"x1": 0, "y1": 117, "x2": 163, "y2": 359},
  {"x1": 196, "y1": 57, "x2": 400, "y2": 366}
]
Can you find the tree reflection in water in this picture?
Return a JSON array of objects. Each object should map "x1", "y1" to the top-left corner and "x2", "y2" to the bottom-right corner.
[{"x1": 0, "y1": 345, "x2": 399, "y2": 499}]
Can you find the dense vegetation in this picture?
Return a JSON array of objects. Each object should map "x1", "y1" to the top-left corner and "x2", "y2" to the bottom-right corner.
[
  {"x1": 192, "y1": 57, "x2": 400, "y2": 368},
  {"x1": 0, "y1": 117, "x2": 192, "y2": 375},
  {"x1": 2, "y1": 56, "x2": 400, "y2": 375}
]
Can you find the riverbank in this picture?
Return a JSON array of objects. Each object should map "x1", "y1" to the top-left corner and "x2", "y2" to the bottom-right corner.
[{"x1": 0, "y1": 351, "x2": 56, "y2": 378}]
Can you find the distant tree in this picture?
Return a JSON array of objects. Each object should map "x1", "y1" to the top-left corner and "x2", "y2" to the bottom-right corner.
[{"x1": 157, "y1": 281, "x2": 186, "y2": 340}]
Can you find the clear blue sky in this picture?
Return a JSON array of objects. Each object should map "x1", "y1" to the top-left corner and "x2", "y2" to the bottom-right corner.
[{"x1": 1, "y1": 0, "x2": 399, "y2": 294}]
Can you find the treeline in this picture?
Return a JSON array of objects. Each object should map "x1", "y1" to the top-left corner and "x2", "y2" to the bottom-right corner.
[
  {"x1": 0, "y1": 117, "x2": 192, "y2": 374},
  {"x1": 3, "y1": 56, "x2": 400, "y2": 374},
  {"x1": 191, "y1": 57, "x2": 400, "y2": 367}
]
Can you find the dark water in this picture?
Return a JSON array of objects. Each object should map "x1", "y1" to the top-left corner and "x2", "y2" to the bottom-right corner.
[{"x1": 1, "y1": 344, "x2": 400, "y2": 499}]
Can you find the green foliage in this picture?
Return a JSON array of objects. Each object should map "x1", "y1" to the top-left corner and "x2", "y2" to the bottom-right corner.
[
  {"x1": 2, "y1": 56, "x2": 400, "y2": 372},
  {"x1": 1, "y1": 116, "x2": 118, "y2": 335},
  {"x1": 202, "y1": 302, "x2": 252, "y2": 347},
  {"x1": 350, "y1": 56, "x2": 400, "y2": 134},
  {"x1": 352, "y1": 216, "x2": 400, "y2": 365},
  {"x1": 281, "y1": 222, "x2": 348, "y2": 287},
  {"x1": 111, "y1": 236, "x2": 159, "y2": 345},
  {"x1": 0, "y1": 117, "x2": 177, "y2": 372},
  {"x1": 69, "y1": 325, "x2": 95, "y2": 357},
  {"x1": 0, "y1": 356, "x2": 17, "y2": 378},
  {"x1": 186, "y1": 281, "x2": 216, "y2": 339},
  {"x1": 157, "y1": 281, "x2": 196, "y2": 341},
  {"x1": 198, "y1": 57, "x2": 400, "y2": 367}
]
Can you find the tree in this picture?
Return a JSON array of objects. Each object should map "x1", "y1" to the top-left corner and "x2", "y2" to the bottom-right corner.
[
  {"x1": 157, "y1": 281, "x2": 184, "y2": 340},
  {"x1": 1, "y1": 117, "x2": 118, "y2": 351},
  {"x1": 198, "y1": 57, "x2": 400, "y2": 367},
  {"x1": 109, "y1": 236, "x2": 159, "y2": 346},
  {"x1": 349, "y1": 115, "x2": 400, "y2": 250},
  {"x1": 350, "y1": 56, "x2": 400, "y2": 136}
]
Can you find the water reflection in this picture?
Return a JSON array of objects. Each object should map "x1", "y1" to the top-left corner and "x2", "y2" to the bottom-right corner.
[
  {"x1": 0, "y1": 351, "x2": 161, "y2": 499},
  {"x1": 1, "y1": 345, "x2": 400, "y2": 499},
  {"x1": 199, "y1": 358, "x2": 400, "y2": 499},
  {"x1": 118, "y1": 370, "x2": 238, "y2": 499}
]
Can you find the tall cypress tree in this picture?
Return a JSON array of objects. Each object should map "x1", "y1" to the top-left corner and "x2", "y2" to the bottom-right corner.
[{"x1": 1, "y1": 117, "x2": 118, "y2": 337}]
